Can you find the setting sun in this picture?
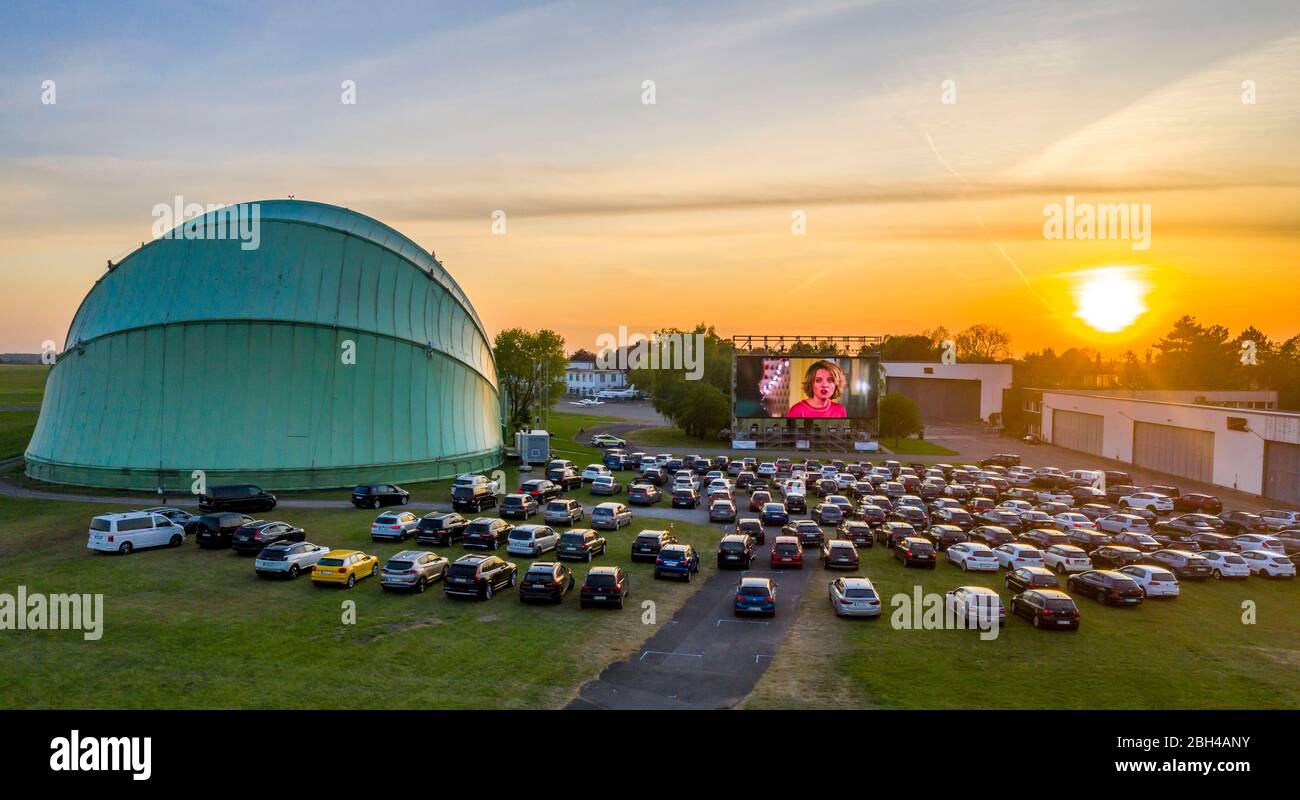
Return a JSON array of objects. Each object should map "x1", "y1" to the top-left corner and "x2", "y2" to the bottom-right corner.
[{"x1": 1072, "y1": 267, "x2": 1150, "y2": 333}]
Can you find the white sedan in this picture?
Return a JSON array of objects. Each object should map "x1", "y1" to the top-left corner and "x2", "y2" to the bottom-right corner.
[
  {"x1": 993, "y1": 542, "x2": 1045, "y2": 570},
  {"x1": 1053, "y1": 512, "x2": 1096, "y2": 531},
  {"x1": 1231, "y1": 534, "x2": 1285, "y2": 556},
  {"x1": 582, "y1": 464, "x2": 611, "y2": 482},
  {"x1": 1238, "y1": 550, "x2": 1296, "y2": 578},
  {"x1": 945, "y1": 586, "x2": 1006, "y2": 628},
  {"x1": 757, "y1": 462, "x2": 778, "y2": 477},
  {"x1": 829, "y1": 576, "x2": 882, "y2": 617},
  {"x1": 1037, "y1": 489, "x2": 1074, "y2": 505},
  {"x1": 1118, "y1": 564, "x2": 1180, "y2": 598},
  {"x1": 946, "y1": 542, "x2": 1000, "y2": 572},
  {"x1": 1198, "y1": 550, "x2": 1250, "y2": 579},
  {"x1": 1043, "y1": 544, "x2": 1092, "y2": 574},
  {"x1": 1120, "y1": 492, "x2": 1174, "y2": 513},
  {"x1": 1097, "y1": 513, "x2": 1151, "y2": 534}
]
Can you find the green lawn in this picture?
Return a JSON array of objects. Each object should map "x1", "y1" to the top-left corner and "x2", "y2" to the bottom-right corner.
[
  {"x1": 745, "y1": 542, "x2": 1300, "y2": 709},
  {"x1": 624, "y1": 426, "x2": 724, "y2": 450},
  {"x1": 0, "y1": 364, "x2": 48, "y2": 405},
  {"x1": 0, "y1": 411, "x2": 38, "y2": 458},
  {"x1": 0, "y1": 495, "x2": 724, "y2": 709},
  {"x1": 882, "y1": 437, "x2": 959, "y2": 456}
]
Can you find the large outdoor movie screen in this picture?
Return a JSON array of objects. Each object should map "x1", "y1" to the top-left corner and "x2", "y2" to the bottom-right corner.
[{"x1": 733, "y1": 356, "x2": 879, "y2": 420}]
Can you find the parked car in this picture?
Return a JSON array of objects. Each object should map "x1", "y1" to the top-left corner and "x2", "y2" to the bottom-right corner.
[
  {"x1": 1043, "y1": 544, "x2": 1092, "y2": 574},
  {"x1": 416, "y1": 512, "x2": 469, "y2": 546},
  {"x1": 811, "y1": 503, "x2": 843, "y2": 526},
  {"x1": 590, "y1": 434, "x2": 626, "y2": 448},
  {"x1": 462, "y1": 517, "x2": 514, "y2": 550},
  {"x1": 770, "y1": 536, "x2": 804, "y2": 568},
  {"x1": 1117, "y1": 564, "x2": 1180, "y2": 598},
  {"x1": 1191, "y1": 549, "x2": 1247, "y2": 579},
  {"x1": 520, "y1": 479, "x2": 564, "y2": 503},
  {"x1": 631, "y1": 530, "x2": 676, "y2": 562},
  {"x1": 451, "y1": 481, "x2": 498, "y2": 513},
  {"x1": 500, "y1": 493, "x2": 539, "y2": 520},
  {"x1": 233, "y1": 520, "x2": 305, "y2": 554},
  {"x1": 1067, "y1": 569, "x2": 1144, "y2": 606},
  {"x1": 993, "y1": 542, "x2": 1044, "y2": 570},
  {"x1": 734, "y1": 577, "x2": 778, "y2": 617},
  {"x1": 1089, "y1": 544, "x2": 1144, "y2": 570},
  {"x1": 443, "y1": 554, "x2": 518, "y2": 599},
  {"x1": 1230, "y1": 533, "x2": 1286, "y2": 555},
  {"x1": 87, "y1": 511, "x2": 186, "y2": 555},
  {"x1": 1114, "y1": 531, "x2": 1161, "y2": 553},
  {"x1": 1010, "y1": 589, "x2": 1080, "y2": 630},
  {"x1": 1097, "y1": 513, "x2": 1151, "y2": 535},
  {"x1": 717, "y1": 534, "x2": 756, "y2": 569},
  {"x1": 946, "y1": 541, "x2": 999, "y2": 571},
  {"x1": 506, "y1": 524, "x2": 560, "y2": 557},
  {"x1": 1258, "y1": 509, "x2": 1300, "y2": 532},
  {"x1": 761, "y1": 502, "x2": 790, "y2": 527},
  {"x1": 877, "y1": 521, "x2": 917, "y2": 548},
  {"x1": 1119, "y1": 492, "x2": 1173, "y2": 514},
  {"x1": 1066, "y1": 528, "x2": 1113, "y2": 552},
  {"x1": 1005, "y1": 565, "x2": 1060, "y2": 594},
  {"x1": 370, "y1": 511, "x2": 420, "y2": 542},
  {"x1": 838, "y1": 521, "x2": 875, "y2": 548},
  {"x1": 350, "y1": 483, "x2": 409, "y2": 509},
  {"x1": 785, "y1": 519, "x2": 826, "y2": 547},
  {"x1": 380, "y1": 549, "x2": 449, "y2": 592},
  {"x1": 1220, "y1": 511, "x2": 1269, "y2": 535},
  {"x1": 1143, "y1": 549, "x2": 1212, "y2": 579},
  {"x1": 579, "y1": 566, "x2": 631, "y2": 608},
  {"x1": 582, "y1": 464, "x2": 611, "y2": 483},
  {"x1": 978, "y1": 453, "x2": 1021, "y2": 468},
  {"x1": 591, "y1": 475, "x2": 622, "y2": 496},
  {"x1": 254, "y1": 541, "x2": 330, "y2": 579},
  {"x1": 1174, "y1": 493, "x2": 1223, "y2": 514},
  {"x1": 310, "y1": 549, "x2": 380, "y2": 589},
  {"x1": 735, "y1": 518, "x2": 766, "y2": 545},
  {"x1": 1020, "y1": 528, "x2": 1070, "y2": 550},
  {"x1": 821, "y1": 539, "x2": 860, "y2": 569},
  {"x1": 591, "y1": 502, "x2": 632, "y2": 530},
  {"x1": 192, "y1": 512, "x2": 256, "y2": 549},
  {"x1": 518, "y1": 561, "x2": 575, "y2": 603},
  {"x1": 945, "y1": 586, "x2": 1006, "y2": 628},
  {"x1": 1238, "y1": 549, "x2": 1296, "y2": 578},
  {"x1": 895, "y1": 536, "x2": 937, "y2": 568},
  {"x1": 541, "y1": 498, "x2": 582, "y2": 526},
  {"x1": 1184, "y1": 531, "x2": 1235, "y2": 553},
  {"x1": 709, "y1": 499, "x2": 738, "y2": 523},
  {"x1": 627, "y1": 484, "x2": 662, "y2": 505},
  {"x1": 140, "y1": 506, "x2": 199, "y2": 533},
  {"x1": 1053, "y1": 512, "x2": 1096, "y2": 532},
  {"x1": 970, "y1": 525, "x2": 1016, "y2": 548},
  {"x1": 556, "y1": 529, "x2": 607, "y2": 562},
  {"x1": 198, "y1": 484, "x2": 277, "y2": 513},
  {"x1": 655, "y1": 543, "x2": 700, "y2": 581},
  {"x1": 829, "y1": 576, "x2": 882, "y2": 617},
  {"x1": 923, "y1": 524, "x2": 968, "y2": 551}
]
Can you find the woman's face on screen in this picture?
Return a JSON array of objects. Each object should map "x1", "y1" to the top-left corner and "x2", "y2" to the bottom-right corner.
[{"x1": 811, "y1": 369, "x2": 837, "y2": 401}]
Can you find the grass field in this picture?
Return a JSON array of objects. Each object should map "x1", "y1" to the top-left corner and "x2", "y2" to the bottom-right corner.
[
  {"x1": 0, "y1": 410, "x2": 38, "y2": 458},
  {"x1": 0, "y1": 493, "x2": 723, "y2": 709},
  {"x1": 882, "y1": 437, "x2": 959, "y2": 456},
  {"x1": 745, "y1": 540, "x2": 1300, "y2": 709},
  {"x1": 624, "y1": 426, "x2": 724, "y2": 450},
  {"x1": 0, "y1": 364, "x2": 48, "y2": 405}
]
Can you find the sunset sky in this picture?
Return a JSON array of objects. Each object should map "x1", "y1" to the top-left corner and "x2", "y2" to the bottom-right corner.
[{"x1": 2, "y1": 0, "x2": 1297, "y2": 358}]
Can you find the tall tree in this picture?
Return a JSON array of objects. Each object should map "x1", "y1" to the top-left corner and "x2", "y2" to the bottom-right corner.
[
  {"x1": 955, "y1": 324, "x2": 1012, "y2": 362},
  {"x1": 493, "y1": 328, "x2": 568, "y2": 430},
  {"x1": 878, "y1": 392, "x2": 923, "y2": 445}
]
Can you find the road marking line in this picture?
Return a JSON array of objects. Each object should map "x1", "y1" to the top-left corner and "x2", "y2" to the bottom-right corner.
[
  {"x1": 716, "y1": 618, "x2": 770, "y2": 626},
  {"x1": 639, "y1": 650, "x2": 703, "y2": 661}
]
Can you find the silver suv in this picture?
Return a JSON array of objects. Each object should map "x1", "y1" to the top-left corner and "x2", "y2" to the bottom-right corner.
[
  {"x1": 544, "y1": 499, "x2": 584, "y2": 526},
  {"x1": 380, "y1": 549, "x2": 450, "y2": 592}
]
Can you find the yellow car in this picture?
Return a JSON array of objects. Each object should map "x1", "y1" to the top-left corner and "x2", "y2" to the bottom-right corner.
[{"x1": 311, "y1": 549, "x2": 380, "y2": 588}]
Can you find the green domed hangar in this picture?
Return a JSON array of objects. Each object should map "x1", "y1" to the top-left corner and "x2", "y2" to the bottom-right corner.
[{"x1": 25, "y1": 200, "x2": 502, "y2": 490}]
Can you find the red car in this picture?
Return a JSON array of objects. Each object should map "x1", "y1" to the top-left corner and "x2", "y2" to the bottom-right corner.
[
  {"x1": 770, "y1": 536, "x2": 804, "y2": 569},
  {"x1": 1174, "y1": 493, "x2": 1222, "y2": 514},
  {"x1": 749, "y1": 491, "x2": 772, "y2": 513}
]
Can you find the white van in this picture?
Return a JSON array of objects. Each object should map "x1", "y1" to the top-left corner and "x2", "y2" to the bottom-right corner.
[
  {"x1": 1066, "y1": 469, "x2": 1105, "y2": 489},
  {"x1": 88, "y1": 511, "x2": 185, "y2": 554}
]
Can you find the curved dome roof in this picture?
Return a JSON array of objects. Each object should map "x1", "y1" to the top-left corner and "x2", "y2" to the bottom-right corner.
[{"x1": 27, "y1": 200, "x2": 502, "y2": 490}]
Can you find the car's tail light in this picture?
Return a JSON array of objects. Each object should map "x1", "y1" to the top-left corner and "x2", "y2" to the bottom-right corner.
[{"x1": 107, "y1": 535, "x2": 115, "y2": 542}]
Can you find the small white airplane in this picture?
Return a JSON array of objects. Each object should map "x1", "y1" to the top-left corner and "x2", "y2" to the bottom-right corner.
[
  {"x1": 569, "y1": 397, "x2": 606, "y2": 406},
  {"x1": 595, "y1": 384, "x2": 637, "y2": 400}
]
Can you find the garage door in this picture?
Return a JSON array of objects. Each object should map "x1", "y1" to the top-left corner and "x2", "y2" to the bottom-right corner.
[
  {"x1": 886, "y1": 377, "x2": 981, "y2": 421},
  {"x1": 1132, "y1": 422, "x2": 1213, "y2": 484},
  {"x1": 1051, "y1": 409, "x2": 1103, "y2": 456},
  {"x1": 1264, "y1": 441, "x2": 1300, "y2": 506}
]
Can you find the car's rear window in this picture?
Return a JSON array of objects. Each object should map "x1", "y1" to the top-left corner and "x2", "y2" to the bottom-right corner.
[
  {"x1": 386, "y1": 560, "x2": 413, "y2": 570},
  {"x1": 774, "y1": 543, "x2": 799, "y2": 554},
  {"x1": 1044, "y1": 598, "x2": 1075, "y2": 610},
  {"x1": 375, "y1": 516, "x2": 397, "y2": 524},
  {"x1": 259, "y1": 549, "x2": 288, "y2": 561},
  {"x1": 508, "y1": 530, "x2": 532, "y2": 540},
  {"x1": 739, "y1": 586, "x2": 770, "y2": 597},
  {"x1": 908, "y1": 542, "x2": 933, "y2": 553},
  {"x1": 318, "y1": 558, "x2": 344, "y2": 567},
  {"x1": 586, "y1": 573, "x2": 616, "y2": 587},
  {"x1": 593, "y1": 508, "x2": 612, "y2": 516},
  {"x1": 466, "y1": 521, "x2": 496, "y2": 534},
  {"x1": 90, "y1": 518, "x2": 113, "y2": 532},
  {"x1": 502, "y1": 497, "x2": 525, "y2": 506},
  {"x1": 560, "y1": 532, "x2": 587, "y2": 544},
  {"x1": 447, "y1": 564, "x2": 479, "y2": 579},
  {"x1": 720, "y1": 541, "x2": 746, "y2": 552}
]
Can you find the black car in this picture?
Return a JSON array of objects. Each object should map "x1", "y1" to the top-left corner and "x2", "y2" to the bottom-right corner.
[
  {"x1": 194, "y1": 513, "x2": 256, "y2": 549},
  {"x1": 627, "y1": 484, "x2": 662, "y2": 505},
  {"x1": 1020, "y1": 528, "x2": 1070, "y2": 549},
  {"x1": 1089, "y1": 545, "x2": 1144, "y2": 569},
  {"x1": 1184, "y1": 531, "x2": 1235, "y2": 553},
  {"x1": 500, "y1": 494, "x2": 539, "y2": 520},
  {"x1": 631, "y1": 530, "x2": 676, "y2": 562},
  {"x1": 890, "y1": 506, "x2": 929, "y2": 529},
  {"x1": 923, "y1": 524, "x2": 968, "y2": 551},
  {"x1": 812, "y1": 479, "x2": 838, "y2": 498},
  {"x1": 640, "y1": 468, "x2": 666, "y2": 486},
  {"x1": 443, "y1": 554, "x2": 518, "y2": 599},
  {"x1": 1067, "y1": 570, "x2": 1145, "y2": 606},
  {"x1": 735, "y1": 518, "x2": 766, "y2": 545},
  {"x1": 462, "y1": 517, "x2": 514, "y2": 549},
  {"x1": 839, "y1": 521, "x2": 875, "y2": 548},
  {"x1": 518, "y1": 562, "x2": 575, "y2": 604},
  {"x1": 785, "y1": 493, "x2": 808, "y2": 514},
  {"x1": 350, "y1": 483, "x2": 409, "y2": 509},
  {"x1": 416, "y1": 512, "x2": 469, "y2": 546},
  {"x1": 1142, "y1": 549, "x2": 1212, "y2": 579},
  {"x1": 451, "y1": 483, "x2": 498, "y2": 512},
  {"x1": 970, "y1": 525, "x2": 1016, "y2": 547},
  {"x1": 1105, "y1": 484, "x2": 1142, "y2": 504},
  {"x1": 520, "y1": 479, "x2": 564, "y2": 503},
  {"x1": 556, "y1": 529, "x2": 607, "y2": 562},
  {"x1": 1010, "y1": 589, "x2": 1079, "y2": 630},
  {"x1": 895, "y1": 537, "x2": 936, "y2": 568},
  {"x1": 580, "y1": 566, "x2": 631, "y2": 609},
  {"x1": 877, "y1": 521, "x2": 917, "y2": 548},
  {"x1": 198, "y1": 484, "x2": 276, "y2": 513},
  {"x1": 856, "y1": 504, "x2": 888, "y2": 527},
  {"x1": 1066, "y1": 528, "x2": 1113, "y2": 552},
  {"x1": 717, "y1": 534, "x2": 757, "y2": 569},
  {"x1": 550, "y1": 469, "x2": 584, "y2": 491},
  {"x1": 1219, "y1": 511, "x2": 1268, "y2": 535},
  {"x1": 978, "y1": 453, "x2": 1021, "y2": 468},
  {"x1": 672, "y1": 488, "x2": 700, "y2": 509},
  {"x1": 1004, "y1": 566, "x2": 1060, "y2": 594},
  {"x1": 231, "y1": 520, "x2": 305, "y2": 554},
  {"x1": 930, "y1": 506, "x2": 975, "y2": 531},
  {"x1": 1114, "y1": 531, "x2": 1161, "y2": 553},
  {"x1": 976, "y1": 508, "x2": 1022, "y2": 531},
  {"x1": 783, "y1": 519, "x2": 826, "y2": 547}
]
